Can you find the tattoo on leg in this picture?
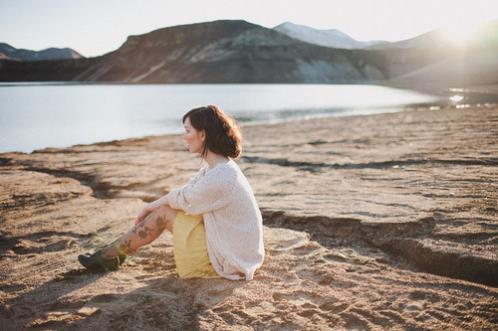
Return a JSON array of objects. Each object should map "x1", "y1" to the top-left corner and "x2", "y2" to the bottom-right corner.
[
  {"x1": 101, "y1": 236, "x2": 136, "y2": 258},
  {"x1": 138, "y1": 227, "x2": 151, "y2": 239},
  {"x1": 100, "y1": 212, "x2": 167, "y2": 259},
  {"x1": 132, "y1": 223, "x2": 152, "y2": 239},
  {"x1": 156, "y1": 215, "x2": 166, "y2": 229},
  {"x1": 117, "y1": 238, "x2": 136, "y2": 255},
  {"x1": 132, "y1": 220, "x2": 145, "y2": 233},
  {"x1": 132, "y1": 219, "x2": 156, "y2": 235}
]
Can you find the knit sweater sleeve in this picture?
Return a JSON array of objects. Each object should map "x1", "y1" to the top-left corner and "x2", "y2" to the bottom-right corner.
[
  {"x1": 187, "y1": 165, "x2": 207, "y2": 185},
  {"x1": 165, "y1": 168, "x2": 236, "y2": 215}
]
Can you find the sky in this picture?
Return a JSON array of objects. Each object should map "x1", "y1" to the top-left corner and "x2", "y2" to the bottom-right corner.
[{"x1": 1, "y1": 0, "x2": 498, "y2": 57}]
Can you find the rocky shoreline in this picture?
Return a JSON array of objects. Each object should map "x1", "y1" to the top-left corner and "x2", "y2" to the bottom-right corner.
[{"x1": 1, "y1": 104, "x2": 497, "y2": 329}]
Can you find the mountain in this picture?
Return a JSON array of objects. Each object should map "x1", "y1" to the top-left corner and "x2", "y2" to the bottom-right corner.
[
  {"x1": 1, "y1": 19, "x2": 496, "y2": 90},
  {"x1": 0, "y1": 42, "x2": 83, "y2": 61},
  {"x1": 273, "y1": 22, "x2": 386, "y2": 49},
  {"x1": 0, "y1": 20, "x2": 387, "y2": 83}
]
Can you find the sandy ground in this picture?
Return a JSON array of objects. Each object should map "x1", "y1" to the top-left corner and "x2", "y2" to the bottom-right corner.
[{"x1": 1, "y1": 103, "x2": 497, "y2": 330}]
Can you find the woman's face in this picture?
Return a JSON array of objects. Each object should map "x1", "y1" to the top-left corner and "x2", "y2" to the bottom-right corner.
[{"x1": 183, "y1": 116, "x2": 205, "y2": 154}]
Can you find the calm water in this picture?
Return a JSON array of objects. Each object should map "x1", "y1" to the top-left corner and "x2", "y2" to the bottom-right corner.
[{"x1": 0, "y1": 83, "x2": 442, "y2": 153}]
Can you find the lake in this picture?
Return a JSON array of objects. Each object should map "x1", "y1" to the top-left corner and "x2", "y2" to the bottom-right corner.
[{"x1": 0, "y1": 83, "x2": 443, "y2": 153}]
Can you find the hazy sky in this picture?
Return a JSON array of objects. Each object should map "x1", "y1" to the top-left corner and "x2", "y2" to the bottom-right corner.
[{"x1": 1, "y1": 0, "x2": 497, "y2": 57}]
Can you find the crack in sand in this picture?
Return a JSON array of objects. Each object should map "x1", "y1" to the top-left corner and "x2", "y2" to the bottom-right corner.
[
  {"x1": 262, "y1": 210, "x2": 498, "y2": 287},
  {"x1": 242, "y1": 155, "x2": 498, "y2": 172},
  {"x1": 1, "y1": 158, "x2": 122, "y2": 199},
  {"x1": 0, "y1": 229, "x2": 92, "y2": 256},
  {"x1": 1, "y1": 157, "x2": 175, "y2": 203}
]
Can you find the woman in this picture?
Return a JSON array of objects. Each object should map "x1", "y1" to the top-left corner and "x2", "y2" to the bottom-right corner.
[{"x1": 78, "y1": 105, "x2": 265, "y2": 281}]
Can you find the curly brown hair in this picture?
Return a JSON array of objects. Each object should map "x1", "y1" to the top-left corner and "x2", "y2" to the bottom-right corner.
[{"x1": 182, "y1": 105, "x2": 242, "y2": 159}]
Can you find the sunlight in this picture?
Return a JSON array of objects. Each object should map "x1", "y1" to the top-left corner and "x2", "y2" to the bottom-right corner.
[
  {"x1": 442, "y1": 22, "x2": 481, "y2": 47},
  {"x1": 449, "y1": 94, "x2": 464, "y2": 103}
]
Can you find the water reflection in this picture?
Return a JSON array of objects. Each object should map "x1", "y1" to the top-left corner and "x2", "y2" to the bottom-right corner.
[
  {"x1": 0, "y1": 83, "x2": 443, "y2": 153},
  {"x1": 449, "y1": 94, "x2": 464, "y2": 103}
]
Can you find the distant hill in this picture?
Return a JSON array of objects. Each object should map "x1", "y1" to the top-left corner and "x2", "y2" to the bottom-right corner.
[
  {"x1": 0, "y1": 20, "x2": 387, "y2": 83},
  {"x1": 0, "y1": 42, "x2": 83, "y2": 61},
  {"x1": 1, "y1": 19, "x2": 497, "y2": 91},
  {"x1": 273, "y1": 22, "x2": 386, "y2": 49},
  {"x1": 272, "y1": 20, "x2": 498, "y2": 92}
]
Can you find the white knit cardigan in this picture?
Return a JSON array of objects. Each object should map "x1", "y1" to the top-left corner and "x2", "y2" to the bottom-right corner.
[{"x1": 165, "y1": 159, "x2": 265, "y2": 281}]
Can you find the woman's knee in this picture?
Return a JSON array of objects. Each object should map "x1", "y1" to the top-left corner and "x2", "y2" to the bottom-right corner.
[
  {"x1": 147, "y1": 205, "x2": 178, "y2": 229},
  {"x1": 157, "y1": 205, "x2": 179, "y2": 221}
]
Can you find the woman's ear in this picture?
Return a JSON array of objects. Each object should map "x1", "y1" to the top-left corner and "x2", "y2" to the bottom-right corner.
[{"x1": 200, "y1": 130, "x2": 206, "y2": 142}]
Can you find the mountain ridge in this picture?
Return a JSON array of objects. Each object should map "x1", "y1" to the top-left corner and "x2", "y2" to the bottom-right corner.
[
  {"x1": 0, "y1": 19, "x2": 387, "y2": 84},
  {"x1": 1, "y1": 19, "x2": 497, "y2": 91},
  {"x1": 0, "y1": 42, "x2": 83, "y2": 61},
  {"x1": 273, "y1": 22, "x2": 385, "y2": 49}
]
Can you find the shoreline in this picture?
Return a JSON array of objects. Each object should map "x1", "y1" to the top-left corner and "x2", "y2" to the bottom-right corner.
[
  {"x1": 4, "y1": 81, "x2": 498, "y2": 154},
  {"x1": 3, "y1": 98, "x2": 498, "y2": 155},
  {"x1": 1, "y1": 104, "x2": 497, "y2": 329}
]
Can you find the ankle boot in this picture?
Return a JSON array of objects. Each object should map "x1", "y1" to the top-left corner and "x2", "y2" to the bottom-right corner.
[{"x1": 78, "y1": 250, "x2": 127, "y2": 272}]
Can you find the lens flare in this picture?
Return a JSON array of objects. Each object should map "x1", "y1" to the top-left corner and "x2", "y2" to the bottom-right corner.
[{"x1": 442, "y1": 22, "x2": 480, "y2": 47}]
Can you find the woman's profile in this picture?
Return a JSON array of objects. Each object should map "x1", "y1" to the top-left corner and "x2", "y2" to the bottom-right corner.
[{"x1": 78, "y1": 105, "x2": 265, "y2": 280}]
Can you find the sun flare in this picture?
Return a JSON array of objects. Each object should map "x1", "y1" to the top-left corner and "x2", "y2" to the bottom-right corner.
[{"x1": 442, "y1": 22, "x2": 481, "y2": 47}]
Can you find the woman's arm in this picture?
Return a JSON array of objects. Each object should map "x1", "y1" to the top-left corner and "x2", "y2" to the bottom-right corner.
[
  {"x1": 134, "y1": 194, "x2": 170, "y2": 225},
  {"x1": 166, "y1": 169, "x2": 237, "y2": 215},
  {"x1": 147, "y1": 195, "x2": 170, "y2": 210},
  {"x1": 145, "y1": 166, "x2": 207, "y2": 211}
]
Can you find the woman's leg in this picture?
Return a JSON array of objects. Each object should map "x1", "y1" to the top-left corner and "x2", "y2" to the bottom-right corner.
[{"x1": 100, "y1": 205, "x2": 179, "y2": 259}]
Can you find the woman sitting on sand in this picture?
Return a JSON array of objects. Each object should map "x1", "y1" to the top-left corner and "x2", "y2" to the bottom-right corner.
[{"x1": 78, "y1": 105, "x2": 265, "y2": 281}]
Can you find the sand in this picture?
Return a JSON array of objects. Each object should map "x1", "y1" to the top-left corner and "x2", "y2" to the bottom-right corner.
[{"x1": 1, "y1": 104, "x2": 497, "y2": 330}]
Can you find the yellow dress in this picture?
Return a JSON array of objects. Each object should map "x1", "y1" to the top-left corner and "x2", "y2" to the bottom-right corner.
[{"x1": 172, "y1": 210, "x2": 221, "y2": 279}]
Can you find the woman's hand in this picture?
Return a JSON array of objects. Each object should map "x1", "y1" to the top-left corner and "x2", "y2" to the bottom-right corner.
[
  {"x1": 134, "y1": 195, "x2": 170, "y2": 225},
  {"x1": 134, "y1": 205, "x2": 155, "y2": 225}
]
